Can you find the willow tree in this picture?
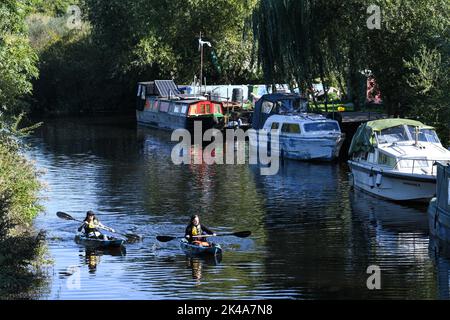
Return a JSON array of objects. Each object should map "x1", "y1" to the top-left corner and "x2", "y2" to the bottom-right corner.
[{"x1": 253, "y1": 0, "x2": 370, "y2": 110}]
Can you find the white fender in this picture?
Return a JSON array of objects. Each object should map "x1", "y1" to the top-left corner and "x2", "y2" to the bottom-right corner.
[
  {"x1": 376, "y1": 173, "x2": 382, "y2": 187},
  {"x1": 369, "y1": 170, "x2": 375, "y2": 188}
]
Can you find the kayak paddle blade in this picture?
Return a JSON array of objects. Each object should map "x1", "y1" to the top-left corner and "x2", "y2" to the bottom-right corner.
[
  {"x1": 156, "y1": 235, "x2": 177, "y2": 242},
  {"x1": 124, "y1": 234, "x2": 142, "y2": 242},
  {"x1": 56, "y1": 211, "x2": 76, "y2": 221},
  {"x1": 232, "y1": 231, "x2": 252, "y2": 238}
]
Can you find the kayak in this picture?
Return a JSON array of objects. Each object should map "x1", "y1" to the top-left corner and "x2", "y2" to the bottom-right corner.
[
  {"x1": 75, "y1": 233, "x2": 125, "y2": 248},
  {"x1": 180, "y1": 238, "x2": 222, "y2": 256}
]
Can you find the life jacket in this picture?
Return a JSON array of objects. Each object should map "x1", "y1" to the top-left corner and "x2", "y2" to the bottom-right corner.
[
  {"x1": 191, "y1": 225, "x2": 202, "y2": 236},
  {"x1": 84, "y1": 220, "x2": 99, "y2": 233}
]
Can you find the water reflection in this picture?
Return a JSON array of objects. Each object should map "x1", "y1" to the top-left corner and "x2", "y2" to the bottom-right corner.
[
  {"x1": 82, "y1": 247, "x2": 127, "y2": 274},
  {"x1": 429, "y1": 237, "x2": 450, "y2": 299},
  {"x1": 25, "y1": 117, "x2": 445, "y2": 299},
  {"x1": 186, "y1": 255, "x2": 222, "y2": 284},
  {"x1": 350, "y1": 190, "x2": 436, "y2": 299}
]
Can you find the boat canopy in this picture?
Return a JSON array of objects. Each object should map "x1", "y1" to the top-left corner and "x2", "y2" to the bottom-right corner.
[
  {"x1": 348, "y1": 118, "x2": 434, "y2": 155},
  {"x1": 252, "y1": 93, "x2": 308, "y2": 129},
  {"x1": 436, "y1": 162, "x2": 450, "y2": 212}
]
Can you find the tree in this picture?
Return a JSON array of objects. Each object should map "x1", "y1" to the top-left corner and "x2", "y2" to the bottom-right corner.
[
  {"x1": 252, "y1": 0, "x2": 368, "y2": 110},
  {"x1": 0, "y1": 0, "x2": 38, "y2": 113}
]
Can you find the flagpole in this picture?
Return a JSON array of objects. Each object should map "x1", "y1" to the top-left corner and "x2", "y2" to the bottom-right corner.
[{"x1": 199, "y1": 32, "x2": 203, "y2": 95}]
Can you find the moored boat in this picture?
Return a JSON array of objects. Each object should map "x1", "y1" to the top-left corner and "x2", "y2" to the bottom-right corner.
[
  {"x1": 180, "y1": 238, "x2": 222, "y2": 256},
  {"x1": 250, "y1": 113, "x2": 345, "y2": 161},
  {"x1": 136, "y1": 80, "x2": 225, "y2": 131},
  {"x1": 75, "y1": 233, "x2": 125, "y2": 248},
  {"x1": 428, "y1": 162, "x2": 450, "y2": 241},
  {"x1": 250, "y1": 93, "x2": 344, "y2": 161},
  {"x1": 348, "y1": 118, "x2": 450, "y2": 201}
]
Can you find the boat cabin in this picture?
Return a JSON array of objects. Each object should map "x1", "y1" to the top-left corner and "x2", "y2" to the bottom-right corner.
[
  {"x1": 263, "y1": 114, "x2": 341, "y2": 136},
  {"x1": 252, "y1": 93, "x2": 309, "y2": 130}
]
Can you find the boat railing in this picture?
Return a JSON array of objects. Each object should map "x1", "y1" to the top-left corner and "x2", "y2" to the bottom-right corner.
[{"x1": 393, "y1": 157, "x2": 450, "y2": 175}]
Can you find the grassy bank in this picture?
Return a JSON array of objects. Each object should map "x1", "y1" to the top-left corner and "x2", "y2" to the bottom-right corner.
[{"x1": 0, "y1": 116, "x2": 49, "y2": 299}]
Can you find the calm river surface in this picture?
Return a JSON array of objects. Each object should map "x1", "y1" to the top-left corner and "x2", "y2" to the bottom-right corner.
[{"x1": 25, "y1": 116, "x2": 450, "y2": 299}]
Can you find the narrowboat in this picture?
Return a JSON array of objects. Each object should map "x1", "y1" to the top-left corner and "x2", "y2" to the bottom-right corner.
[
  {"x1": 136, "y1": 80, "x2": 225, "y2": 131},
  {"x1": 428, "y1": 162, "x2": 450, "y2": 241},
  {"x1": 348, "y1": 119, "x2": 450, "y2": 201}
]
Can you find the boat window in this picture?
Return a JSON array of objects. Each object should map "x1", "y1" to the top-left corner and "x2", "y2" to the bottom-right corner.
[
  {"x1": 205, "y1": 104, "x2": 211, "y2": 114},
  {"x1": 377, "y1": 125, "x2": 408, "y2": 144},
  {"x1": 198, "y1": 104, "x2": 205, "y2": 114},
  {"x1": 181, "y1": 105, "x2": 188, "y2": 114},
  {"x1": 213, "y1": 104, "x2": 222, "y2": 114},
  {"x1": 173, "y1": 104, "x2": 181, "y2": 113},
  {"x1": 378, "y1": 153, "x2": 397, "y2": 167},
  {"x1": 189, "y1": 105, "x2": 196, "y2": 115},
  {"x1": 448, "y1": 178, "x2": 450, "y2": 206},
  {"x1": 145, "y1": 98, "x2": 152, "y2": 110},
  {"x1": 281, "y1": 123, "x2": 301, "y2": 134},
  {"x1": 271, "y1": 122, "x2": 280, "y2": 130},
  {"x1": 262, "y1": 101, "x2": 274, "y2": 114},
  {"x1": 356, "y1": 152, "x2": 368, "y2": 161},
  {"x1": 152, "y1": 100, "x2": 159, "y2": 112},
  {"x1": 398, "y1": 158, "x2": 430, "y2": 168},
  {"x1": 159, "y1": 101, "x2": 170, "y2": 113},
  {"x1": 304, "y1": 122, "x2": 339, "y2": 132},
  {"x1": 406, "y1": 126, "x2": 441, "y2": 144}
]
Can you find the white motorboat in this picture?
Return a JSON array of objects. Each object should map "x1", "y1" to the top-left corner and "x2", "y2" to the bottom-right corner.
[
  {"x1": 348, "y1": 118, "x2": 450, "y2": 201},
  {"x1": 250, "y1": 113, "x2": 345, "y2": 161}
]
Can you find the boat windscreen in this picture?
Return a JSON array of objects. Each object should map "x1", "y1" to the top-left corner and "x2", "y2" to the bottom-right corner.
[
  {"x1": 377, "y1": 125, "x2": 409, "y2": 144},
  {"x1": 406, "y1": 126, "x2": 441, "y2": 143},
  {"x1": 304, "y1": 122, "x2": 340, "y2": 132}
]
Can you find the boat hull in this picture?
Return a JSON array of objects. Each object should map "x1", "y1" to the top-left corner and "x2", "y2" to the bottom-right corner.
[
  {"x1": 348, "y1": 161, "x2": 436, "y2": 201},
  {"x1": 180, "y1": 239, "x2": 222, "y2": 256},
  {"x1": 250, "y1": 135, "x2": 344, "y2": 161},
  {"x1": 75, "y1": 235, "x2": 125, "y2": 248},
  {"x1": 136, "y1": 110, "x2": 221, "y2": 132},
  {"x1": 279, "y1": 136, "x2": 344, "y2": 161}
]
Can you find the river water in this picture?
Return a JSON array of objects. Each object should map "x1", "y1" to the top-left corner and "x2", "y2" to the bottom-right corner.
[{"x1": 24, "y1": 116, "x2": 450, "y2": 299}]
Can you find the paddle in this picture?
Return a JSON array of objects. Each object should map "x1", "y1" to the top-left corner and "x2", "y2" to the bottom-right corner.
[
  {"x1": 156, "y1": 230, "x2": 251, "y2": 243},
  {"x1": 56, "y1": 211, "x2": 141, "y2": 242}
]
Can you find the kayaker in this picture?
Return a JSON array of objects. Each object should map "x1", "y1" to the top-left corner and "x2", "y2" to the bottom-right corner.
[
  {"x1": 185, "y1": 215, "x2": 216, "y2": 246},
  {"x1": 78, "y1": 211, "x2": 113, "y2": 240}
]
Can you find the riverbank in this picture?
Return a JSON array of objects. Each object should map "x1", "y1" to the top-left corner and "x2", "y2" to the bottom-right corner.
[{"x1": 0, "y1": 121, "x2": 49, "y2": 299}]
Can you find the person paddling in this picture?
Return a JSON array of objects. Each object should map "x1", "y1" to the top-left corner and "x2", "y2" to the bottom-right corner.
[
  {"x1": 78, "y1": 211, "x2": 113, "y2": 240},
  {"x1": 185, "y1": 215, "x2": 216, "y2": 247}
]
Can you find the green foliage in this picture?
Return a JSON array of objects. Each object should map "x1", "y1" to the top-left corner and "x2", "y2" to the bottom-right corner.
[
  {"x1": 0, "y1": 112, "x2": 46, "y2": 299},
  {"x1": 31, "y1": 0, "x2": 260, "y2": 115},
  {"x1": 0, "y1": 113, "x2": 43, "y2": 227},
  {"x1": 404, "y1": 46, "x2": 450, "y2": 145},
  {"x1": 0, "y1": 0, "x2": 39, "y2": 113},
  {"x1": 31, "y1": 0, "x2": 79, "y2": 16}
]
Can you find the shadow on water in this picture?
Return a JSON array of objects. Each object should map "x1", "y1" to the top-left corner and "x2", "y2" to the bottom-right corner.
[{"x1": 429, "y1": 237, "x2": 450, "y2": 300}]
